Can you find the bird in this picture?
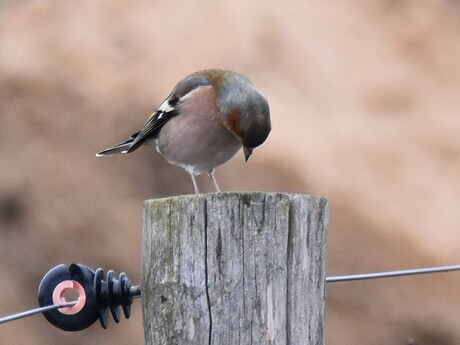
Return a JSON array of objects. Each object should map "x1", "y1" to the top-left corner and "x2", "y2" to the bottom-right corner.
[{"x1": 96, "y1": 69, "x2": 271, "y2": 194}]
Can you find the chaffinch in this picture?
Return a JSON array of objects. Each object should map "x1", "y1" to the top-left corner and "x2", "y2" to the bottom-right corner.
[{"x1": 96, "y1": 69, "x2": 271, "y2": 194}]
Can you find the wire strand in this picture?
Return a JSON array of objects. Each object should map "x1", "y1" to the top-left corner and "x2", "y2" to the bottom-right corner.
[
  {"x1": 0, "y1": 301, "x2": 77, "y2": 325},
  {"x1": 326, "y1": 264, "x2": 460, "y2": 283},
  {"x1": 1, "y1": 265, "x2": 460, "y2": 326}
]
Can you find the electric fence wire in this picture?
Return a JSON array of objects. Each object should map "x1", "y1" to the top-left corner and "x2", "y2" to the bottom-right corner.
[
  {"x1": 1, "y1": 264, "x2": 460, "y2": 326},
  {"x1": 326, "y1": 264, "x2": 460, "y2": 282},
  {"x1": 0, "y1": 301, "x2": 76, "y2": 325}
]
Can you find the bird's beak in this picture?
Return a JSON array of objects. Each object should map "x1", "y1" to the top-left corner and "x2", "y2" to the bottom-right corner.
[{"x1": 243, "y1": 146, "x2": 253, "y2": 162}]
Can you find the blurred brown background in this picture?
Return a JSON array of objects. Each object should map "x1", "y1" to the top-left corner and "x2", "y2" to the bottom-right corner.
[{"x1": 1, "y1": 0, "x2": 460, "y2": 344}]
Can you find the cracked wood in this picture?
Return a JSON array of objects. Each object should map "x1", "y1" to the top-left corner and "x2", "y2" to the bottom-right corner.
[{"x1": 142, "y1": 192, "x2": 329, "y2": 345}]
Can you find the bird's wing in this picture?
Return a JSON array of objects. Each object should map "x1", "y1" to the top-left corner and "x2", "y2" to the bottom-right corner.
[
  {"x1": 128, "y1": 74, "x2": 212, "y2": 152},
  {"x1": 126, "y1": 96, "x2": 180, "y2": 152}
]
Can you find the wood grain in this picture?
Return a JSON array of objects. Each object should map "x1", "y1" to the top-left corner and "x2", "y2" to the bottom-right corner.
[{"x1": 142, "y1": 192, "x2": 328, "y2": 345}]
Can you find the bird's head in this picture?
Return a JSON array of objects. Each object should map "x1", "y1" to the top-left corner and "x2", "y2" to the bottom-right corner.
[{"x1": 220, "y1": 78, "x2": 271, "y2": 161}]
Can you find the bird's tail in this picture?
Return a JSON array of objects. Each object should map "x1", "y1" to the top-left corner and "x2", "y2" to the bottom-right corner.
[{"x1": 96, "y1": 132, "x2": 139, "y2": 156}]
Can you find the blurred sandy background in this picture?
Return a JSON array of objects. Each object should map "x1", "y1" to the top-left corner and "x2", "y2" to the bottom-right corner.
[{"x1": 1, "y1": 0, "x2": 460, "y2": 344}]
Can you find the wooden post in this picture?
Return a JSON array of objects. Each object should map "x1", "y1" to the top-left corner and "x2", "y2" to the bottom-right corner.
[{"x1": 142, "y1": 192, "x2": 328, "y2": 345}]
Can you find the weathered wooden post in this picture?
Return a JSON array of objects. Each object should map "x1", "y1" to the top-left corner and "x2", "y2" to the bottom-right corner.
[{"x1": 142, "y1": 192, "x2": 328, "y2": 344}]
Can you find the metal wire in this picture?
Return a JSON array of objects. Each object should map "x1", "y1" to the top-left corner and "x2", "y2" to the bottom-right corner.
[
  {"x1": 0, "y1": 301, "x2": 77, "y2": 325},
  {"x1": 326, "y1": 264, "x2": 460, "y2": 283},
  {"x1": 1, "y1": 265, "x2": 460, "y2": 326}
]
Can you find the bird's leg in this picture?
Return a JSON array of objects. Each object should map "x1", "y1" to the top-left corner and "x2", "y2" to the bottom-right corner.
[
  {"x1": 208, "y1": 169, "x2": 221, "y2": 192},
  {"x1": 189, "y1": 173, "x2": 200, "y2": 194}
]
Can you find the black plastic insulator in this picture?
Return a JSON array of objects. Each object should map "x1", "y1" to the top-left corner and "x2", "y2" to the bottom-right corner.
[
  {"x1": 37, "y1": 264, "x2": 98, "y2": 331},
  {"x1": 38, "y1": 263, "x2": 140, "y2": 331},
  {"x1": 94, "y1": 268, "x2": 135, "y2": 329}
]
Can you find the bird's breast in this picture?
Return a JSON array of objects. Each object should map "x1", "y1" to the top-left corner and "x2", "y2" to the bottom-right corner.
[{"x1": 154, "y1": 86, "x2": 242, "y2": 174}]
